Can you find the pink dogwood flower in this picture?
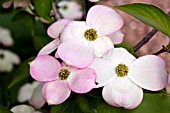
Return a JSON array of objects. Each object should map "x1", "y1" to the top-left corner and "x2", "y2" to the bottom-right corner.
[
  {"x1": 29, "y1": 55, "x2": 96, "y2": 105},
  {"x1": 89, "y1": 48, "x2": 167, "y2": 109},
  {"x1": 56, "y1": 5, "x2": 123, "y2": 68}
]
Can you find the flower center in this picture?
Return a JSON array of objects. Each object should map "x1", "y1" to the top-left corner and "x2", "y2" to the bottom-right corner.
[
  {"x1": 59, "y1": 69, "x2": 70, "y2": 80},
  {"x1": 62, "y1": 5, "x2": 68, "y2": 10},
  {"x1": 0, "y1": 53, "x2": 4, "y2": 59},
  {"x1": 84, "y1": 29, "x2": 98, "y2": 41},
  {"x1": 115, "y1": 64, "x2": 128, "y2": 77}
]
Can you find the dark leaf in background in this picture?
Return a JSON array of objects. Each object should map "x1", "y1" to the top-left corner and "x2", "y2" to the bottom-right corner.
[
  {"x1": 0, "y1": 105, "x2": 12, "y2": 113},
  {"x1": 33, "y1": 0, "x2": 52, "y2": 21},
  {"x1": 8, "y1": 57, "x2": 35, "y2": 89}
]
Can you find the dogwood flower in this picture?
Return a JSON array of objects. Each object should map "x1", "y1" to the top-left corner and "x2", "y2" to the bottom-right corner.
[
  {"x1": 2, "y1": 0, "x2": 31, "y2": 9},
  {"x1": 57, "y1": 1, "x2": 82, "y2": 19},
  {"x1": 0, "y1": 27, "x2": 13, "y2": 47},
  {"x1": 29, "y1": 55, "x2": 96, "y2": 105},
  {"x1": 0, "y1": 49, "x2": 20, "y2": 72},
  {"x1": 57, "y1": 5, "x2": 123, "y2": 68},
  {"x1": 89, "y1": 48, "x2": 167, "y2": 109},
  {"x1": 11, "y1": 105, "x2": 42, "y2": 113},
  {"x1": 18, "y1": 81, "x2": 45, "y2": 109}
]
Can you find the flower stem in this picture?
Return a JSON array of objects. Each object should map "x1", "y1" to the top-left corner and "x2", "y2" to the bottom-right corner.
[{"x1": 134, "y1": 11, "x2": 170, "y2": 52}]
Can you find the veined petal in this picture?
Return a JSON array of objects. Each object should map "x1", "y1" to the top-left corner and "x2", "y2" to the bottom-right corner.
[
  {"x1": 60, "y1": 21, "x2": 88, "y2": 42},
  {"x1": 47, "y1": 19, "x2": 72, "y2": 39},
  {"x1": 102, "y1": 77, "x2": 143, "y2": 109},
  {"x1": 108, "y1": 30, "x2": 124, "y2": 44},
  {"x1": 103, "y1": 48, "x2": 136, "y2": 67},
  {"x1": 42, "y1": 80, "x2": 71, "y2": 105},
  {"x1": 30, "y1": 55, "x2": 61, "y2": 82},
  {"x1": 68, "y1": 68, "x2": 96, "y2": 93},
  {"x1": 29, "y1": 83, "x2": 45, "y2": 109},
  {"x1": 57, "y1": 39, "x2": 94, "y2": 68},
  {"x1": 37, "y1": 39, "x2": 60, "y2": 56},
  {"x1": 86, "y1": 5, "x2": 123, "y2": 36},
  {"x1": 11, "y1": 105, "x2": 35, "y2": 113},
  {"x1": 91, "y1": 36, "x2": 114, "y2": 57},
  {"x1": 128, "y1": 55, "x2": 168, "y2": 91},
  {"x1": 89, "y1": 58, "x2": 115, "y2": 88}
]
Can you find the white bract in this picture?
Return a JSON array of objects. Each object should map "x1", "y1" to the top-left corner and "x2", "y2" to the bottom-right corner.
[
  {"x1": 0, "y1": 49, "x2": 20, "y2": 72},
  {"x1": 58, "y1": 1, "x2": 82, "y2": 19},
  {"x1": 0, "y1": 27, "x2": 13, "y2": 47}
]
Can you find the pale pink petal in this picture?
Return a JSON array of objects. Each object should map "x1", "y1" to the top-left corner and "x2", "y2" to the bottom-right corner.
[
  {"x1": 42, "y1": 80, "x2": 71, "y2": 105},
  {"x1": 29, "y1": 83, "x2": 45, "y2": 109},
  {"x1": 86, "y1": 5, "x2": 123, "y2": 36},
  {"x1": 61, "y1": 63, "x2": 78, "y2": 73},
  {"x1": 37, "y1": 39, "x2": 60, "y2": 56},
  {"x1": 103, "y1": 77, "x2": 143, "y2": 109},
  {"x1": 67, "y1": 68, "x2": 96, "y2": 93},
  {"x1": 30, "y1": 55, "x2": 61, "y2": 82},
  {"x1": 14, "y1": 0, "x2": 31, "y2": 8},
  {"x1": 2, "y1": 0, "x2": 13, "y2": 9},
  {"x1": 128, "y1": 55, "x2": 168, "y2": 91},
  {"x1": 89, "y1": 58, "x2": 116, "y2": 88},
  {"x1": 103, "y1": 48, "x2": 136, "y2": 66},
  {"x1": 57, "y1": 39, "x2": 94, "y2": 68},
  {"x1": 166, "y1": 74, "x2": 170, "y2": 94},
  {"x1": 55, "y1": 52, "x2": 59, "y2": 58},
  {"x1": 91, "y1": 36, "x2": 114, "y2": 57},
  {"x1": 60, "y1": 21, "x2": 88, "y2": 42},
  {"x1": 11, "y1": 105, "x2": 35, "y2": 113},
  {"x1": 0, "y1": 27, "x2": 13, "y2": 47},
  {"x1": 108, "y1": 30, "x2": 124, "y2": 44},
  {"x1": 47, "y1": 19, "x2": 72, "y2": 39},
  {"x1": 4, "y1": 50, "x2": 20, "y2": 64},
  {"x1": 18, "y1": 83, "x2": 34, "y2": 103}
]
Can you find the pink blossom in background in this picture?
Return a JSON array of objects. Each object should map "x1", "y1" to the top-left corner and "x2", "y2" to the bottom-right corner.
[
  {"x1": 18, "y1": 81, "x2": 45, "y2": 109},
  {"x1": 90, "y1": 48, "x2": 167, "y2": 109},
  {"x1": 57, "y1": 1, "x2": 83, "y2": 20},
  {"x1": 57, "y1": 5, "x2": 123, "y2": 68},
  {"x1": 0, "y1": 27, "x2": 13, "y2": 47},
  {"x1": 2, "y1": 0, "x2": 31, "y2": 9},
  {"x1": 29, "y1": 55, "x2": 96, "y2": 105}
]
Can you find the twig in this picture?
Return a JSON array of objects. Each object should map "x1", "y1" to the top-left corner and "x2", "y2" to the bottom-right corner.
[
  {"x1": 153, "y1": 45, "x2": 170, "y2": 55},
  {"x1": 134, "y1": 11, "x2": 170, "y2": 52}
]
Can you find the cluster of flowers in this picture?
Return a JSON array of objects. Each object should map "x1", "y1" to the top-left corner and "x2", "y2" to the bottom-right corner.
[{"x1": 29, "y1": 5, "x2": 168, "y2": 109}]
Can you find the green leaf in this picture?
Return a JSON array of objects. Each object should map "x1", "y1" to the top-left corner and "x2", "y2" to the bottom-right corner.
[
  {"x1": 115, "y1": 3, "x2": 170, "y2": 37},
  {"x1": 12, "y1": 11, "x2": 35, "y2": 33},
  {"x1": 115, "y1": 42, "x2": 136, "y2": 57},
  {"x1": 8, "y1": 57, "x2": 35, "y2": 88},
  {"x1": 97, "y1": 101, "x2": 127, "y2": 113},
  {"x1": 130, "y1": 93, "x2": 170, "y2": 113},
  {"x1": 0, "y1": 105, "x2": 12, "y2": 113},
  {"x1": 75, "y1": 95, "x2": 94, "y2": 113},
  {"x1": 51, "y1": 99, "x2": 83, "y2": 113},
  {"x1": 33, "y1": 0, "x2": 52, "y2": 21},
  {"x1": 97, "y1": 93, "x2": 170, "y2": 113}
]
